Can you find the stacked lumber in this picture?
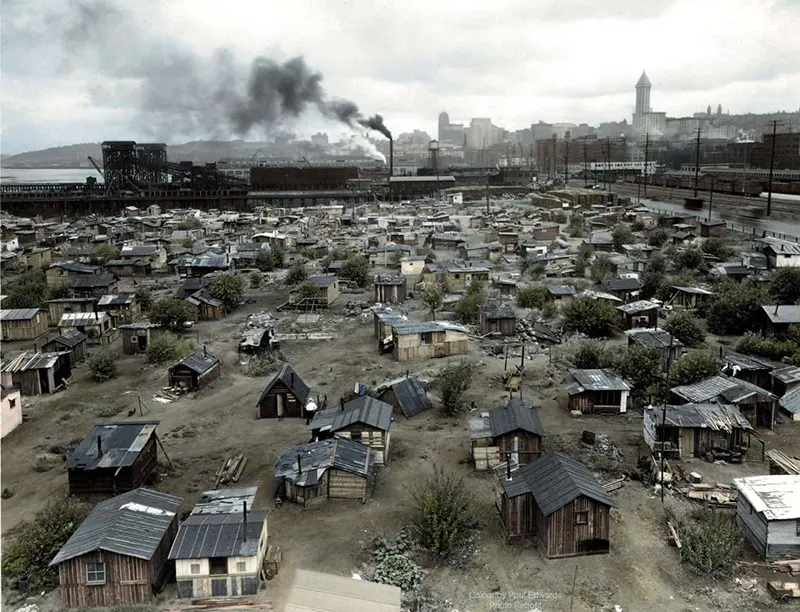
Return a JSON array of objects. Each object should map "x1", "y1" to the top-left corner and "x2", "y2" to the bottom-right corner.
[
  {"x1": 767, "y1": 449, "x2": 800, "y2": 475},
  {"x1": 603, "y1": 477, "x2": 625, "y2": 492},
  {"x1": 164, "y1": 597, "x2": 275, "y2": 612},
  {"x1": 686, "y1": 483, "x2": 737, "y2": 508},
  {"x1": 772, "y1": 558, "x2": 800, "y2": 574},
  {"x1": 214, "y1": 455, "x2": 248, "y2": 488}
]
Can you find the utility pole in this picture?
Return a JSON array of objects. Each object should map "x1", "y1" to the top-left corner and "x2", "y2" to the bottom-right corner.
[
  {"x1": 693, "y1": 127, "x2": 702, "y2": 198},
  {"x1": 583, "y1": 140, "x2": 588, "y2": 188},
  {"x1": 485, "y1": 173, "x2": 490, "y2": 216},
  {"x1": 766, "y1": 120, "x2": 779, "y2": 216},
  {"x1": 643, "y1": 133, "x2": 650, "y2": 198},
  {"x1": 708, "y1": 176, "x2": 714, "y2": 222},
  {"x1": 606, "y1": 136, "x2": 611, "y2": 190},
  {"x1": 660, "y1": 334, "x2": 675, "y2": 504},
  {"x1": 551, "y1": 134, "x2": 557, "y2": 178},
  {"x1": 529, "y1": 143, "x2": 534, "y2": 171}
]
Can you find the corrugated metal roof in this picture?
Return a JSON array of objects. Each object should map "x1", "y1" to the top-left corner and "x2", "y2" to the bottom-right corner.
[
  {"x1": 120, "y1": 245, "x2": 161, "y2": 256},
  {"x1": 672, "y1": 375, "x2": 775, "y2": 404},
  {"x1": 772, "y1": 365, "x2": 800, "y2": 384},
  {"x1": 0, "y1": 351, "x2": 67, "y2": 373},
  {"x1": 733, "y1": 475, "x2": 800, "y2": 521},
  {"x1": 725, "y1": 353, "x2": 773, "y2": 371},
  {"x1": 49, "y1": 488, "x2": 181, "y2": 566},
  {"x1": 59, "y1": 312, "x2": 110, "y2": 327},
  {"x1": 0, "y1": 308, "x2": 40, "y2": 321},
  {"x1": 779, "y1": 387, "x2": 800, "y2": 415},
  {"x1": 284, "y1": 569, "x2": 402, "y2": 612},
  {"x1": 118, "y1": 319, "x2": 160, "y2": 330},
  {"x1": 310, "y1": 396, "x2": 393, "y2": 433},
  {"x1": 191, "y1": 487, "x2": 259, "y2": 515},
  {"x1": 387, "y1": 377, "x2": 431, "y2": 418},
  {"x1": 569, "y1": 369, "x2": 630, "y2": 391},
  {"x1": 759, "y1": 237, "x2": 800, "y2": 256},
  {"x1": 97, "y1": 293, "x2": 135, "y2": 306},
  {"x1": 546, "y1": 284, "x2": 576, "y2": 296},
  {"x1": 45, "y1": 330, "x2": 87, "y2": 348},
  {"x1": 673, "y1": 285, "x2": 714, "y2": 295},
  {"x1": 626, "y1": 328, "x2": 682, "y2": 349},
  {"x1": 644, "y1": 403, "x2": 754, "y2": 432},
  {"x1": 762, "y1": 305, "x2": 800, "y2": 324},
  {"x1": 617, "y1": 300, "x2": 658, "y2": 314},
  {"x1": 70, "y1": 274, "x2": 115, "y2": 289},
  {"x1": 479, "y1": 302, "x2": 516, "y2": 319},
  {"x1": 274, "y1": 438, "x2": 375, "y2": 486},
  {"x1": 256, "y1": 363, "x2": 310, "y2": 407},
  {"x1": 601, "y1": 277, "x2": 641, "y2": 292},
  {"x1": 168, "y1": 511, "x2": 267, "y2": 560},
  {"x1": 171, "y1": 352, "x2": 220, "y2": 375},
  {"x1": 309, "y1": 275, "x2": 337, "y2": 288},
  {"x1": 471, "y1": 399, "x2": 546, "y2": 440},
  {"x1": 500, "y1": 452, "x2": 613, "y2": 515},
  {"x1": 66, "y1": 421, "x2": 159, "y2": 470}
]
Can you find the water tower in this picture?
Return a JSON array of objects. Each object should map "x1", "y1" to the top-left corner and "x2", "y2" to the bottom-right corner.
[{"x1": 428, "y1": 140, "x2": 440, "y2": 173}]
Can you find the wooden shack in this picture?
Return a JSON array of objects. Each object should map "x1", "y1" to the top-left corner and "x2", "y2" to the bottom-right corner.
[
  {"x1": 42, "y1": 330, "x2": 88, "y2": 366},
  {"x1": 567, "y1": 369, "x2": 630, "y2": 414},
  {"x1": 733, "y1": 475, "x2": 800, "y2": 561},
  {"x1": 373, "y1": 275, "x2": 407, "y2": 304},
  {"x1": 274, "y1": 437, "x2": 377, "y2": 506},
  {"x1": 66, "y1": 421, "x2": 161, "y2": 496},
  {"x1": 0, "y1": 351, "x2": 72, "y2": 396},
  {"x1": 255, "y1": 363, "x2": 312, "y2": 419},
  {"x1": 478, "y1": 302, "x2": 517, "y2": 336},
  {"x1": 119, "y1": 320, "x2": 160, "y2": 355},
  {"x1": 616, "y1": 300, "x2": 659, "y2": 330},
  {"x1": 0, "y1": 308, "x2": 48, "y2": 341},
  {"x1": 310, "y1": 396, "x2": 393, "y2": 466},
  {"x1": 49, "y1": 488, "x2": 181, "y2": 608},
  {"x1": 496, "y1": 452, "x2": 613, "y2": 558},
  {"x1": 470, "y1": 399, "x2": 545, "y2": 470},
  {"x1": 167, "y1": 351, "x2": 221, "y2": 391},
  {"x1": 390, "y1": 321, "x2": 469, "y2": 362}
]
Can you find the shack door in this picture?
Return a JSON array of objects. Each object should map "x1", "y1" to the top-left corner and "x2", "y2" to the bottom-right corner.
[
  {"x1": 137, "y1": 334, "x2": 148, "y2": 351},
  {"x1": 277, "y1": 394, "x2": 284, "y2": 417},
  {"x1": 211, "y1": 578, "x2": 227, "y2": 597}
]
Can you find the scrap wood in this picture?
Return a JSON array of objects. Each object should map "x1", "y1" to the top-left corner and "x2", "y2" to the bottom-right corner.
[
  {"x1": 667, "y1": 520, "x2": 681, "y2": 549},
  {"x1": 603, "y1": 477, "x2": 625, "y2": 492},
  {"x1": 232, "y1": 455, "x2": 248, "y2": 482},
  {"x1": 772, "y1": 558, "x2": 800, "y2": 574}
]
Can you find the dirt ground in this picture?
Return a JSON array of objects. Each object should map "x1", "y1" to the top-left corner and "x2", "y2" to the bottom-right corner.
[{"x1": 3, "y1": 230, "x2": 800, "y2": 612}]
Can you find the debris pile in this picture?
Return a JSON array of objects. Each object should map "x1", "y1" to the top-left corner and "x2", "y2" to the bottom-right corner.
[
  {"x1": 214, "y1": 455, "x2": 248, "y2": 488},
  {"x1": 344, "y1": 301, "x2": 372, "y2": 317}
]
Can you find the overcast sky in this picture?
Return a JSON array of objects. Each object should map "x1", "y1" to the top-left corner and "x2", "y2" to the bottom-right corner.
[{"x1": 2, "y1": 0, "x2": 799, "y2": 154}]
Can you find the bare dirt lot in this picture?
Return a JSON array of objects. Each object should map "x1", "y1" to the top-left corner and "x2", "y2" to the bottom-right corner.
[{"x1": 3, "y1": 271, "x2": 799, "y2": 612}]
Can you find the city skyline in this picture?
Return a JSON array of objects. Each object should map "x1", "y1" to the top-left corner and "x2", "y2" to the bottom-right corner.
[{"x1": 2, "y1": 0, "x2": 799, "y2": 154}]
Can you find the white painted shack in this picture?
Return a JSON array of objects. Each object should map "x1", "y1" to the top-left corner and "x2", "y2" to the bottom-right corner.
[{"x1": 733, "y1": 475, "x2": 800, "y2": 561}]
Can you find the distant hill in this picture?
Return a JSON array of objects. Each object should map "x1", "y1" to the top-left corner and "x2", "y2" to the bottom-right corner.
[{"x1": 1, "y1": 140, "x2": 290, "y2": 169}]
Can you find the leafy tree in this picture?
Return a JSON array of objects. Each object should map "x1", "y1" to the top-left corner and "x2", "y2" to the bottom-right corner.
[
  {"x1": 2, "y1": 497, "x2": 90, "y2": 589},
  {"x1": 415, "y1": 247, "x2": 436, "y2": 263},
  {"x1": 270, "y1": 248, "x2": 285, "y2": 268},
  {"x1": 339, "y1": 255, "x2": 370, "y2": 287},
  {"x1": 436, "y1": 361, "x2": 472, "y2": 416},
  {"x1": 249, "y1": 271, "x2": 262, "y2": 288},
  {"x1": 706, "y1": 280, "x2": 766, "y2": 335},
  {"x1": 680, "y1": 511, "x2": 741, "y2": 577},
  {"x1": 701, "y1": 238, "x2": 731, "y2": 260},
  {"x1": 590, "y1": 258, "x2": 615, "y2": 282},
  {"x1": 616, "y1": 345, "x2": 664, "y2": 403},
  {"x1": 320, "y1": 247, "x2": 354, "y2": 270},
  {"x1": 669, "y1": 351, "x2": 723, "y2": 387},
  {"x1": 210, "y1": 274, "x2": 244, "y2": 310},
  {"x1": 256, "y1": 249, "x2": 276, "y2": 271},
  {"x1": 177, "y1": 218, "x2": 202, "y2": 230},
  {"x1": 411, "y1": 466, "x2": 479, "y2": 559},
  {"x1": 550, "y1": 210, "x2": 567, "y2": 224},
  {"x1": 147, "y1": 332, "x2": 195, "y2": 364},
  {"x1": 517, "y1": 285, "x2": 549, "y2": 309},
  {"x1": 295, "y1": 281, "x2": 322, "y2": 301},
  {"x1": 769, "y1": 267, "x2": 800, "y2": 305},
  {"x1": 570, "y1": 340, "x2": 613, "y2": 369},
  {"x1": 2, "y1": 271, "x2": 52, "y2": 309},
  {"x1": 612, "y1": 224, "x2": 635, "y2": 252},
  {"x1": 736, "y1": 332, "x2": 797, "y2": 361},
  {"x1": 149, "y1": 298, "x2": 198, "y2": 334},
  {"x1": 677, "y1": 247, "x2": 705, "y2": 271},
  {"x1": 422, "y1": 283, "x2": 443, "y2": 320},
  {"x1": 647, "y1": 228, "x2": 668, "y2": 248},
  {"x1": 90, "y1": 244, "x2": 119, "y2": 265},
  {"x1": 575, "y1": 242, "x2": 592, "y2": 268},
  {"x1": 630, "y1": 218, "x2": 646, "y2": 232},
  {"x1": 568, "y1": 214, "x2": 585, "y2": 238},
  {"x1": 640, "y1": 253, "x2": 667, "y2": 299},
  {"x1": 135, "y1": 286, "x2": 153, "y2": 311},
  {"x1": 664, "y1": 310, "x2": 706, "y2": 347},
  {"x1": 284, "y1": 263, "x2": 308, "y2": 285},
  {"x1": 562, "y1": 297, "x2": 618, "y2": 338},
  {"x1": 454, "y1": 282, "x2": 486, "y2": 324},
  {"x1": 88, "y1": 350, "x2": 119, "y2": 382}
]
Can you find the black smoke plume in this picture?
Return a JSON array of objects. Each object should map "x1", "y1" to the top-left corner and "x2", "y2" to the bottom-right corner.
[{"x1": 23, "y1": 0, "x2": 392, "y2": 141}]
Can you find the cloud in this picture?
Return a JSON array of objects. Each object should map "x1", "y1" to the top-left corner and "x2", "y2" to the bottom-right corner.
[{"x1": 1, "y1": 0, "x2": 799, "y2": 153}]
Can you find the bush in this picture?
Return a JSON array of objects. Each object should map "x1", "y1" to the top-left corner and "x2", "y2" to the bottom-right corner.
[
  {"x1": 149, "y1": 298, "x2": 198, "y2": 334},
  {"x1": 436, "y1": 361, "x2": 472, "y2": 416},
  {"x1": 370, "y1": 530, "x2": 424, "y2": 591},
  {"x1": 664, "y1": 310, "x2": 706, "y2": 347},
  {"x1": 284, "y1": 263, "x2": 307, "y2": 285},
  {"x1": 736, "y1": 332, "x2": 797, "y2": 361},
  {"x1": 647, "y1": 228, "x2": 669, "y2": 248},
  {"x1": 416, "y1": 247, "x2": 436, "y2": 263},
  {"x1": 245, "y1": 351, "x2": 283, "y2": 377},
  {"x1": 590, "y1": 258, "x2": 615, "y2": 282},
  {"x1": 769, "y1": 267, "x2": 800, "y2": 305},
  {"x1": 422, "y1": 283, "x2": 443, "y2": 320},
  {"x1": 706, "y1": 280, "x2": 766, "y2": 336},
  {"x1": 612, "y1": 224, "x2": 635, "y2": 251},
  {"x1": 617, "y1": 345, "x2": 664, "y2": 404},
  {"x1": 563, "y1": 297, "x2": 617, "y2": 338},
  {"x1": 701, "y1": 238, "x2": 731, "y2": 260},
  {"x1": 411, "y1": 466, "x2": 478, "y2": 559},
  {"x1": 339, "y1": 255, "x2": 370, "y2": 287},
  {"x1": 570, "y1": 340, "x2": 613, "y2": 369},
  {"x1": 147, "y1": 332, "x2": 195, "y2": 364},
  {"x1": 2, "y1": 271, "x2": 52, "y2": 309},
  {"x1": 568, "y1": 214, "x2": 585, "y2": 238},
  {"x1": 249, "y1": 271, "x2": 262, "y2": 288},
  {"x1": 210, "y1": 274, "x2": 244, "y2": 310},
  {"x1": 177, "y1": 218, "x2": 202, "y2": 230},
  {"x1": 295, "y1": 281, "x2": 322, "y2": 301},
  {"x1": 517, "y1": 285, "x2": 548, "y2": 309},
  {"x1": 630, "y1": 218, "x2": 646, "y2": 231},
  {"x1": 676, "y1": 247, "x2": 705, "y2": 271},
  {"x1": 550, "y1": 210, "x2": 567, "y2": 224},
  {"x1": 669, "y1": 351, "x2": 722, "y2": 387},
  {"x1": 454, "y1": 282, "x2": 486, "y2": 324},
  {"x1": 135, "y1": 286, "x2": 153, "y2": 311},
  {"x1": 680, "y1": 511, "x2": 741, "y2": 577},
  {"x1": 2, "y1": 497, "x2": 90, "y2": 589},
  {"x1": 90, "y1": 244, "x2": 119, "y2": 265},
  {"x1": 88, "y1": 350, "x2": 119, "y2": 382}
]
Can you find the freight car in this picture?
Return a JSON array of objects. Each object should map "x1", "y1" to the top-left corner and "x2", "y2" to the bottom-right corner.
[{"x1": 633, "y1": 174, "x2": 762, "y2": 196}]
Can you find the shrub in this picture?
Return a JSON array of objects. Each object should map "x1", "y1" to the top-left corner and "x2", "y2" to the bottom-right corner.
[
  {"x1": 416, "y1": 247, "x2": 436, "y2": 263},
  {"x1": 339, "y1": 255, "x2": 370, "y2": 287},
  {"x1": 647, "y1": 228, "x2": 669, "y2": 248},
  {"x1": 245, "y1": 351, "x2": 283, "y2": 377},
  {"x1": 149, "y1": 298, "x2": 198, "y2": 334},
  {"x1": 2, "y1": 271, "x2": 52, "y2": 309},
  {"x1": 370, "y1": 530, "x2": 424, "y2": 591},
  {"x1": 630, "y1": 218, "x2": 646, "y2": 231},
  {"x1": 701, "y1": 238, "x2": 731, "y2": 260},
  {"x1": 769, "y1": 267, "x2": 800, "y2": 305},
  {"x1": 411, "y1": 466, "x2": 479, "y2": 559},
  {"x1": 568, "y1": 214, "x2": 585, "y2": 238},
  {"x1": 135, "y1": 286, "x2": 153, "y2": 311},
  {"x1": 664, "y1": 310, "x2": 706, "y2": 347},
  {"x1": 2, "y1": 497, "x2": 91, "y2": 589},
  {"x1": 563, "y1": 297, "x2": 617, "y2": 338},
  {"x1": 249, "y1": 271, "x2": 262, "y2": 288},
  {"x1": 454, "y1": 282, "x2": 485, "y2": 324},
  {"x1": 436, "y1": 361, "x2": 472, "y2": 416},
  {"x1": 284, "y1": 263, "x2": 307, "y2": 285},
  {"x1": 177, "y1": 218, "x2": 202, "y2": 230},
  {"x1": 517, "y1": 285, "x2": 548, "y2": 309},
  {"x1": 422, "y1": 283, "x2": 443, "y2": 320},
  {"x1": 617, "y1": 345, "x2": 664, "y2": 404},
  {"x1": 295, "y1": 281, "x2": 322, "y2": 301},
  {"x1": 706, "y1": 280, "x2": 766, "y2": 336},
  {"x1": 570, "y1": 340, "x2": 613, "y2": 369},
  {"x1": 676, "y1": 247, "x2": 705, "y2": 271},
  {"x1": 680, "y1": 511, "x2": 741, "y2": 577},
  {"x1": 612, "y1": 224, "x2": 635, "y2": 251},
  {"x1": 736, "y1": 332, "x2": 797, "y2": 361},
  {"x1": 88, "y1": 350, "x2": 119, "y2": 382},
  {"x1": 550, "y1": 210, "x2": 567, "y2": 224},
  {"x1": 209, "y1": 274, "x2": 244, "y2": 310},
  {"x1": 147, "y1": 332, "x2": 195, "y2": 364},
  {"x1": 590, "y1": 258, "x2": 615, "y2": 282},
  {"x1": 669, "y1": 351, "x2": 722, "y2": 387},
  {"x1": 90, "y1": 244, "x2": 119, "y2": 265}
]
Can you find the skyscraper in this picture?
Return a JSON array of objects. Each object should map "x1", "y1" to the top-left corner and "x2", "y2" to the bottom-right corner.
[
  {"x1": 635, "y1": 71, "x2": 651, "y2": 116},
  {"x1": 438, "y1": 112, "x2": 450, "y2": 143},
  {"x1": 632, "y1": 71, "x2": 665, "y2": 139}
]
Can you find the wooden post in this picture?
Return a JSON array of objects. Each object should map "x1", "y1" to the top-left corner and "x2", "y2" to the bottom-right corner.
[{"x1": 570, "y1": 564, "x2": 578, "y2": 612}]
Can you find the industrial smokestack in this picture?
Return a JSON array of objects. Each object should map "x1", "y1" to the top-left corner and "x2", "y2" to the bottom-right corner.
[{"x1": 389, "y1": 137, "x2": 394, "y2": 179}]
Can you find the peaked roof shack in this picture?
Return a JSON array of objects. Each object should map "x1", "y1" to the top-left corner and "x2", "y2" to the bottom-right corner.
[
  {"x1": 169, "y1": 511, "x2": 268, "y2": 560},
  {"x1": 471, "y1": 398, "x2": 546, "y2": 440},
  {"x1": 310, "y1": 396, "x2": 393, "y2": 433},
  {"x1": 50, "y1": 488, "x2": 181, "y2": 566},
  {"x1": 256, "y1": 363, "x2": 311, "y2": 407},
  {"x1": 501, "y1": 452, "x2": 614, "y2": 516},
  {"x1": 275, "y1": 438, "x2": 376, "y2": 487},
  {"x1": 386, "y1": 376, "x2": 431, "y2": 418}
]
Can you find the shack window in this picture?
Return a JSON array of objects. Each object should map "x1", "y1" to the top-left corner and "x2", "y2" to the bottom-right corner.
[
  {"x1": 86, "y1": 562, "x2": 106, "y2": 585},
  {"x1": 575, "y1": 511, "x2": 589, "y2": 525},
  {"x1": 421, "y1": 332, "x2": 433, "y2": 344},
  {"x1": 9, "y1": 398, "x2": 16, "y2": 409},
  {"x1": 236, "y1": 561, "x2": 247, "y2": 573},
  {"x1": 209, "y1": 557, "x2": 228, "y2": 575},
  {"x1": 190, "y1": 563, "x2": 201, "y2": 575},
  {"x1": 351, "y1": 431, "x2": 362, "y2": 443}
]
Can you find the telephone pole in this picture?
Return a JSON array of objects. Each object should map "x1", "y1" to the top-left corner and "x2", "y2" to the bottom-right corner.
[
  {"x1": 766, "y1": 120, "x2": 779, "y2": 216},
  {"x1": 693, "y1": 127, "x2": 702, "y2": 198},
  {"x1": 643, "y1": 133, "x2": 650, "y2": 197}
]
